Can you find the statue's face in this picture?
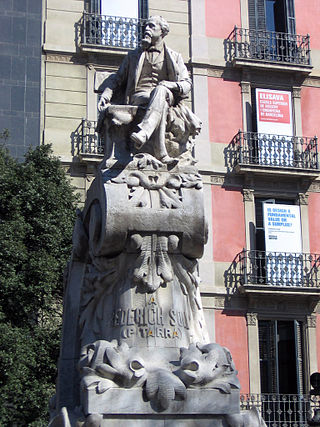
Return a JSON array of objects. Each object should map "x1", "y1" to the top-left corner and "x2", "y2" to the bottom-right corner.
[{"x1": 143, "y1": 19, "x2": 163, "y2": 45}]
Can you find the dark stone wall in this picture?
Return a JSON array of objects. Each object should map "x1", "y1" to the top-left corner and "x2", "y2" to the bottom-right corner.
[{"x1": 0, "y1": 0, "x2": 42, "y2": 158}]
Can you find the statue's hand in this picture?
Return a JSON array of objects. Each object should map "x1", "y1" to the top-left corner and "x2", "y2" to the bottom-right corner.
[
  {"x1": 98, "y1": 96, "x2": 110, "y2": 112},
  {"x1": 159, "y1": 81, "x2": 179, "y2": 92}
]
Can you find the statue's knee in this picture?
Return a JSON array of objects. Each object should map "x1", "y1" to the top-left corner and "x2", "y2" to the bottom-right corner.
[{"x1": 153, "y1": 85, "x2": 169, "y2": 97}]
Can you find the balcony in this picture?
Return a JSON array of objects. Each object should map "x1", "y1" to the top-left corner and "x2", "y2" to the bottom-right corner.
[
  {"x1": 232, "y1": 250, "x2": 320, "y2": 297},
  {"x1": 71, "y1": 119, "x2": 104, "y2": 162},
  {"x1": 79, "y1": 12, "x2": 145, "y2": 51},
  {"x1": 227, "y1": 27, "x2": 312, "y2": 72},
  {"x1": 241, "y1": 393, "x2": 318, "y2": 427},
  {"x1": 228, "y1": 131, "x2": 319, "y2": 177}
]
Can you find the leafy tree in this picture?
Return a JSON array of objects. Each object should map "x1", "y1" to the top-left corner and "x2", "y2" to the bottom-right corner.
[{"x1": 0, "y1": 144, "x2": 78, "y2": 425}]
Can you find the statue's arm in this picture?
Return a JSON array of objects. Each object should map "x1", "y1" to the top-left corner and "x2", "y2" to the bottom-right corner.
[
  {"x1": 175, "y1": 53, "x2": 192, "y2": 96},
  {"x1": 159, "y1": 52, "x2": 191, "y2": 98},
  {"x1": 98, "y1": 54, "x2": 130, "y2": 111}
]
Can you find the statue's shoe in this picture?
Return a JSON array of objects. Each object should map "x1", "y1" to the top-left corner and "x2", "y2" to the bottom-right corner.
[
  {"x1": 160, "y1": 155, "x2": 178, "y2": 165},
  {"x1": 131, "y1": 130, "x2": 147, "y2": 149}
]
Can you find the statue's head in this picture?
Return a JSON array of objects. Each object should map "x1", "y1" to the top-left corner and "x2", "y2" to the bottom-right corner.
[{"x1": 142, "y1": 16, "x2": 170, "y2": 47}]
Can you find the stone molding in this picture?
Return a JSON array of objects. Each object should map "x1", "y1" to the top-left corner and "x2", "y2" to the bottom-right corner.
[
  {"x1": 307, "y1": 315, "x2": 317, "y2": 328},
  {"x1": 214, "y1": 296, "x2": 226, "y2": 309},
  {"x1": 309, "y1": 181, "x2": 320, "y2": 192},
  {"x1": 211, "y1": 175, "x2": 225, "y2": 186},
  {"x1": 292, "y1": 87, "x2": 302, "y2": 99},
  {"x1": 45, "y1": 53, "x2": 73, "y2": 62},
  {"x1": 241, "y1": 81, "x2": 251, "y2": 95},
  {"x1": 298, "y1": 192, "x2": 309, "y2": 205},
  {"x1": 246, "y1": 312, "x2": 258, "y2": 326},
  {"x1": 242, "y1": 188, "x2": 254, "y2": 202}
]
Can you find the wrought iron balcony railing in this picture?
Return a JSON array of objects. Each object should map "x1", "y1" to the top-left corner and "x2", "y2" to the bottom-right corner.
[
  {"x1": 79, "y1": 12, "x2": 145, "y2": 49},
  {"x1": 237, "y1": 250, "x2": 320, "y2": 288},
  {"x1": 72, "y1": 119, "x2": 104, "y2": 157},
  {"x1": 241, "y1": 394, "x2": 318, "y2": 427},
  {"x1": 229, "y1": 131, "x2": 319, "y2": 171},
  {"x1": 227, "y1": 27, "x2": 311, "y2": 66}
]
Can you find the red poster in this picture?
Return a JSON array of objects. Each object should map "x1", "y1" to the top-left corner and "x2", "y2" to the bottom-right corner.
[{"x1": 257, "y1": 90, "x2": 290, "y2": 124}]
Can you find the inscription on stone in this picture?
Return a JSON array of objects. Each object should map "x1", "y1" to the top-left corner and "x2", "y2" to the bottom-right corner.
[{"x1": 112, "y1": 306, "x2": 190, "y2": 340}]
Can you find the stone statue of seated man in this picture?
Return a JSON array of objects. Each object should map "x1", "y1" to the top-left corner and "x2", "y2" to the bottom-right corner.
[{"x1": 96, "y1": 15, "x2": 201, "y2": 164}]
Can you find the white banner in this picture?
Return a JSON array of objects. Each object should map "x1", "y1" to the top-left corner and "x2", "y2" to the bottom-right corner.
[
  {"x1": 263, "y1": 204, "x2": 302, "y2": 254},
  {"x1": 256, "y1": 89, "x2": 293, "y2": 166},
  {"x1": 263, "y1": 204, "x2": 302, "y2": 286}
]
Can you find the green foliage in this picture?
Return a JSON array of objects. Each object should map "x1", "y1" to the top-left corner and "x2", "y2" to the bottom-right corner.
[
  {"x1": 0, "y1": 128, "x2": 9, "y2": 141},
  {"x1": 0, "y1": 145, "x2": 78, "y2": 425}
]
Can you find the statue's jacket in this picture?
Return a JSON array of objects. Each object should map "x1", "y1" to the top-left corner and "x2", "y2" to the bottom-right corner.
[{"x1": 101, "y1": 44, "x2": 192, "y2": 105}]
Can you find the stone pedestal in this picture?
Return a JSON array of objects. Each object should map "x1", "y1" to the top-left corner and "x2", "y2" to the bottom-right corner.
[{"x1": 49, "y1": 94, "x2": 266, "y2": 425}]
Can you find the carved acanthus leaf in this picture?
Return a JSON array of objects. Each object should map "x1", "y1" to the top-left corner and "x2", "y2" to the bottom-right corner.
[{"x1": 131, "y1": 234, "x2": 175, "y2": 292}]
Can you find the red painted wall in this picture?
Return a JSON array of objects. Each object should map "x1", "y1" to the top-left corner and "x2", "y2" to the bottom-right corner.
[
  {"x1": 215, "y1": 310, "x2": 250, "y2": 393},
  {"x1": 301, "y1": 86, "x2": 320, "y2": 138},
  {"x1": 295, "y1": 0, "x2": 320, "y2": 50},
  {"x1": 308, "y1": 193, "x2": 320, "y2": 254},
  {"x1": 211, "y1": 185, "x2": 246, "y2": 262},
  {"x1": 208, "y1": 77, "x2": 242, "y2": 144},
  {"x1": 206, "y1": 0, "x2": 241, "y2": 39}
]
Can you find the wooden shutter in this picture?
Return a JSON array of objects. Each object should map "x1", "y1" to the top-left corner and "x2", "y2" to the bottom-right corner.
[
  {"x1": 89, "y1": 0, "x2": 100, "y2": 14},
  {"x1": 248, "y1": 0, "x2": 266, "y2": 31},
  {"x1": 294, "y1": 320, "x2": 305, "y2": 394},
  {"x1": 259, "y1": 320, "x2": 278, "y2": 393},
  {"x1": 139, "y1": 0, "x2": 148, "y2": 19},
  {"x1": 286, "y1": 0, "x2": 296, "y2": 34}
]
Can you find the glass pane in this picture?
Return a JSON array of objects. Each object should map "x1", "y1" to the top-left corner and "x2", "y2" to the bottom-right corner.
[{"x1": 266, "y1": 0, "x2": 276, "y2": 32}]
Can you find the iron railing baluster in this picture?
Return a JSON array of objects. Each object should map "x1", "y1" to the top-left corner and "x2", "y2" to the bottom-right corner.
[
  {"x1": 80, "y1": 13, "x2": 145, "y2": 49},
  {"x1": 235, "y1": 250, "x2": 320, "y2": 288},
  {"x1": 228, "y1": 28, "x2": 311, "y2": 66},
  {"x1": 229, "y1": 131, "x2": 319, "y2": 171}
]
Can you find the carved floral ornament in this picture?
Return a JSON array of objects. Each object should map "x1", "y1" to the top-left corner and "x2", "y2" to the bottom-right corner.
[
  {"x1": 242, "y1": 189, "x2": 254, "y2": 202},
  {"x1": 298, "y1": 192, "x2": 309, "y2": 206},
  {"x1": 110, "y1": 155, "x2": 203, "y2": 209},
  {"x1": 246, "y1": 312, "x2": 258, "y2": 326},
  {"x1": 307, "y1": 315, "x2": 317, "y2": 328}
]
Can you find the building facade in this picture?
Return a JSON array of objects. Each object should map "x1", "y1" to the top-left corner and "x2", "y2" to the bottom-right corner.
[
  {"x1": 42, "y1": 0, "x2": 320, "y2": 424},
  {"x1": 0, "y1": 0, "x2": 42, "y2": 158}
]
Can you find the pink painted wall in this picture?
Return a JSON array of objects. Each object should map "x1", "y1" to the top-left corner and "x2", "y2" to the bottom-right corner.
[
  {"x1": 295, "y1": 0, "x2": 320, "y2": 50},
  {"x1": 211, "y1": 185, "x2": 246, "y2": 262},
  {"x1": 206, "y1": 0, "x2": 241, "y2": 39},
  {"x1": 301, "y1": 86, "x2": 320, "y2": 138},
  {"x1": 215, "y1": 310, "x2": 250, "y2": 394},
  {"x1": 308, "y1": 193, "x2": 320, "y2": 254},
  {"x1": 208, "y1": 77, "x2": 242, "y2": 144}
]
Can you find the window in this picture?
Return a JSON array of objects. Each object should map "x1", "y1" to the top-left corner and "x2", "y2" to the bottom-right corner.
[
  {"x1": 83, "y1": 0, "x2": 148, "y2": 49},
  {"x1": 248, "y1": 0, "x2": 298, "y2": 63},
  {"x1": 254, "y1": 198, "x2": 304, "y2": 286},
  {"x1": 259, "y1": 319, "x2": 305, "y2": 394},
  {"x1": 255, "y1": 198, "x2": 297, "y2": 253},
  {"x1": 249, "y1": 87, "x2": 296, "y2": 167},
  {"x1": 248, "y1": 0, "x2": 296, "y2": 34},
  {"x1": 258, "y1": 319, "x2": 309, "y2": 424}
]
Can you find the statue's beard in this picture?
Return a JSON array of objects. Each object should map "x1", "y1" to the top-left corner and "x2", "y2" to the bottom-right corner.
[{"x1": 141, "y1": 34, "x2": 152, "y2": 49}]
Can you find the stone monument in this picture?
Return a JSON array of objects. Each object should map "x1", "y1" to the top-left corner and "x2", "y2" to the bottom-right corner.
[{"x1": 49, "y1": 16, "x2": 266, "y2": 427}]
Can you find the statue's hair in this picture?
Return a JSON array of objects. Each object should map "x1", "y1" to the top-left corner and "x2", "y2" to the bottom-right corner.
[{"x1": 147, "y1": 15, "x2": 170, "y2": 37}]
